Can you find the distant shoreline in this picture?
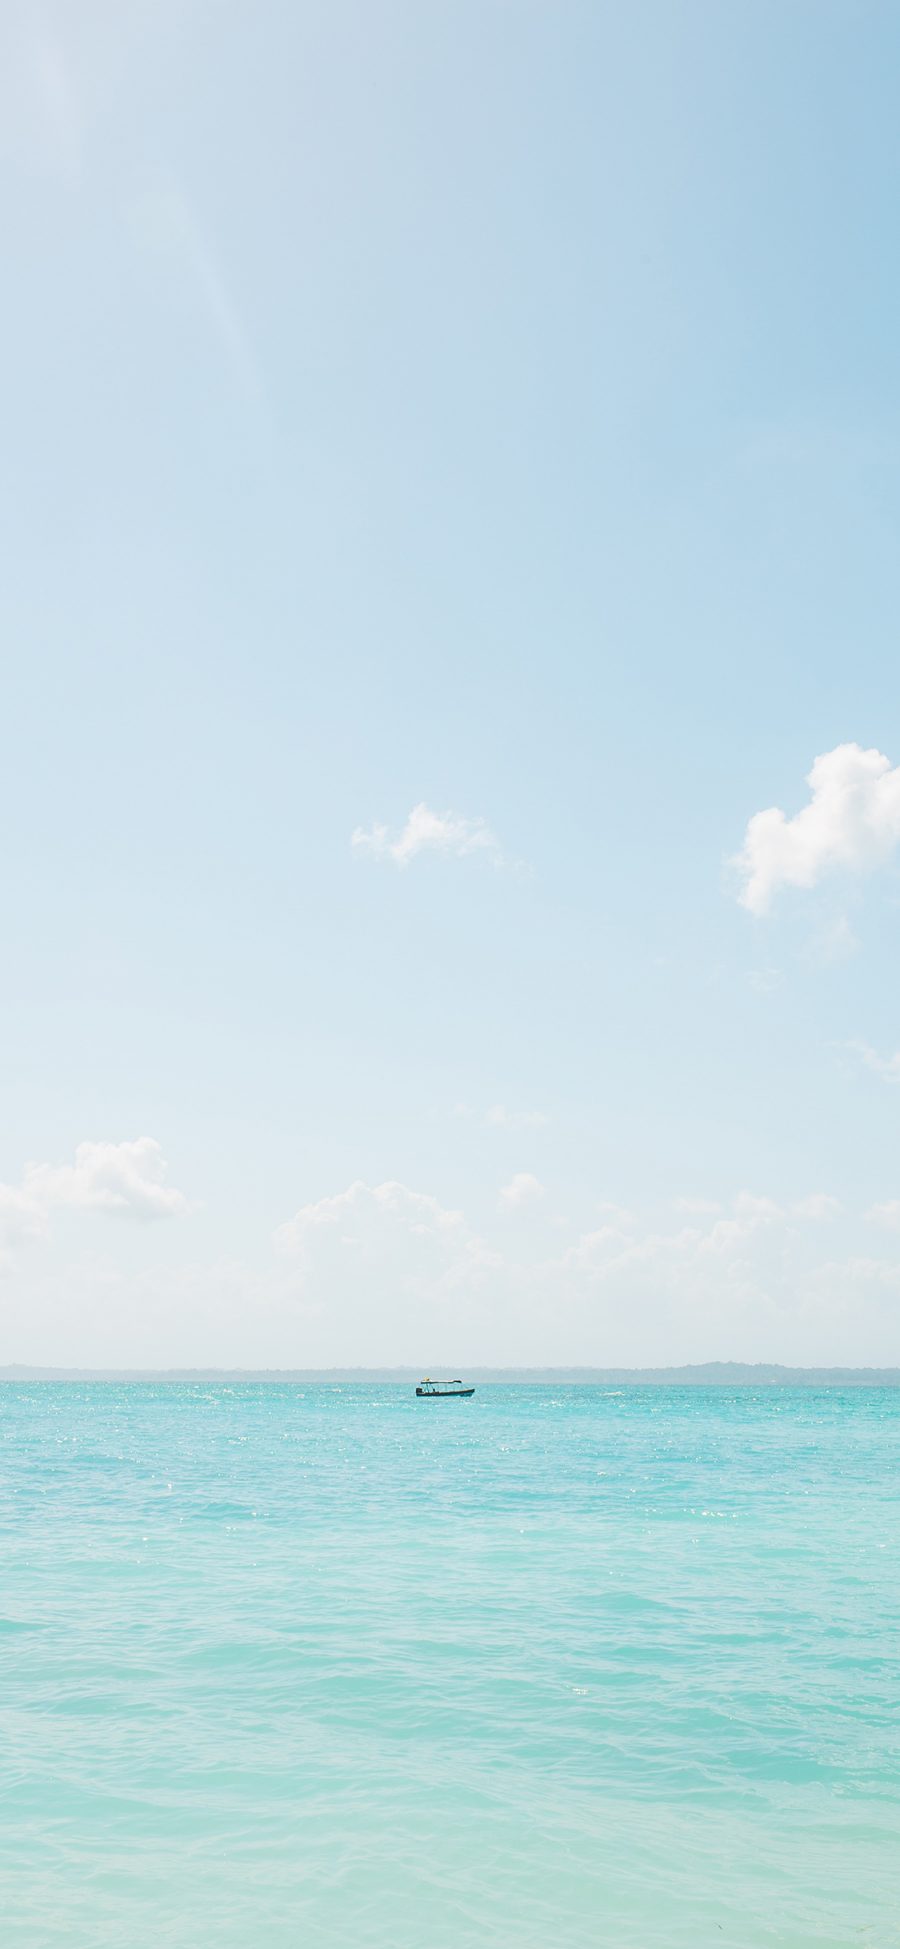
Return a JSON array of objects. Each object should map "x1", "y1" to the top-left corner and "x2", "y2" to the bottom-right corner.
[{"x1": 2, "y1": 1362, "x2": 900, "y2": 1386}]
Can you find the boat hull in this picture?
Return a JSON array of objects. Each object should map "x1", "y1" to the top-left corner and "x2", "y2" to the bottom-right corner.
[{"x1": 415, "y1": 1387, "x2": 475, "y2": 1398}]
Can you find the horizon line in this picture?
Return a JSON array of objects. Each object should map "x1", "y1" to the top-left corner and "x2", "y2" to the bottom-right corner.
[{"x1": 3, "y1": 1361, "x2": 900, "y2": 1385}]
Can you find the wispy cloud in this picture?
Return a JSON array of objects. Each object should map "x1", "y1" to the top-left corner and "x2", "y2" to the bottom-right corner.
[
  {"x1": 352, "y1": 803, "x2": 503, "y2": 868},
  {"x1": 134, "y1": 182, "x2": 263, "y2": 405},
  {"x1": 866, "y1": 1200, "x2": 900, "y2": 1230},
  {"x1": 747, "y1": 967, "x2": 783, "y2": 995},
  {"x1": 733, "y1": 744, "x2": 900, "y2": 915},
  {"x1": 31, "y1": 9, "x2": 81, "y2": 174},
  {"x1": 846, "y1": 1040, "x2": 900, "y2": 1084},
  {"x1": 595, "y1": 1201, "x2": 635, "y2": 1226},
  {"x1": 802, "y1": 913, "x2": 860, "y2": 966},
  {"x1": 486, "y1": 1104, "x2": 547, "y2": 1130},
  {"x1": 3, "y1": 5, "x2": 84, "y2": 179}
]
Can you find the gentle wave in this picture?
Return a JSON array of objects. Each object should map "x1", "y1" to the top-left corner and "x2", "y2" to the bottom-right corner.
[{"x1": 1, "y1": 1384, "x2": 899, "y2": 1946}]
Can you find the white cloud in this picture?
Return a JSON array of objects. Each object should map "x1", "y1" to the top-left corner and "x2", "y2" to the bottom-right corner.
[
  {"x1": 735, "y1": 1193, "x2": 781, "y2": 1221},
  {"x1": 734, "y1": 743, "x2": 900, "y2": 915},
  {"x1": 695, "y1": 1192, "x2": 782, "y2": 1257},
  {"x1": 793, "y1": 1194, "x2": 842, "y2": 1221},
  {"x1": 672, "y1": 1196, "x2": 722, "y2": 1216},
  {"x1": 0, "y1": 1181, "x2": 47, "y2": 1253},
  {"x1": 257, "y1": 1183, "x2": 900, "y2": 1364},
  {"x1": 352, "y1": 803, "x2": 503, "y2": 868},
  {"x1": 847, "y1": 1041, "x2": 900, "y2": 1084},
  {"x1": 562, "y1": 1221, "x2": 635, "y2": 1272},
  {"x1": 0, "y1": 1138, "x2": 190, "y2": 1264},
  {"x1": 814, "y1": 1254, "x2": 900, "y2": 1293},
  {"x1": 275, "y1": 1178, "x2": 464, "y2": 1251},
  {"x1": 25, "y1": 1138, "x2": 190, "y2": 1220},
  {"x1": 748, "y1": 968, "x2": 783, "y2": 995},
  {"x1": 499, "y1": 1172, "x2": 545, "y2": 1209},
  {"x1": 273, "y1": 1179, "x2": 500, "y2": 1364},
  {"x1": 486, "y1": 1104, "x2": 547, "y2": 1130},
  {"x1": 7, "y1": 1167, "x2": 900, "y2": 1369},
  {"x1": 866, "y1": 1201, "x2": 900, "y2": 1230},
  {"x1": 595, "y1": 1201, "x2": 636, "y2": 1225},
  {"x1": 559, "y1": 1190, "x2": 900, "y2": 1362}
]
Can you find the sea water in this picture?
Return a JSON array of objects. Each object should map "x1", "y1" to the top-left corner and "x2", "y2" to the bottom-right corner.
[{"x1": 1, "y1": 1383, "x2": 898, "y2": 1948}]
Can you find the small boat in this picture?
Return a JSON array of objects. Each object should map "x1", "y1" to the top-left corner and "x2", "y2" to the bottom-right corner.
[{"x1": 415, "y1": 1378, "x2": 475, "y2": 1398}]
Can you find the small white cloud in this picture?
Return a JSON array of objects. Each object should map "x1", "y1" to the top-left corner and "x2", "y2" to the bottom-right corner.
[
  {"x1": 866, "y1": 1200, "x2": 900, "y2": 1230},
  {"x1": 563, "y1": 1223, "x2": 631, "y2": 1271},
  {"x1": 595, "y1": 1200, "x2": 635, "y2": 1226},
  {"x1": 485, "y1": 1104, "x2": 547, "y2": 1130},
  {"x1": 499, "y1": 1172, "x2": 545, "y2": 1209},
  {"x1": 794, "y1": 1194, "x2": 842, "y2": 1221},
  {"x1": 697, "y1": 1192, "x2": 782, "y2": 1257},
  {"x1": 733, "y1": 743, "x2": 900, "y2": 915},
  {"x1": 352, "y1": 803, "x2": 503, "y2": 868},
  {"x1": 734, "y1": 1192, "x2": 781, "y2": 1220},
  {"x1": 808, "y1": 914, "x2": 859, "y2": 964},
  {"x1": 846, "y1": 1041, "x2": 900, "y2": 1084},
  {"x1": 275, "y1": 1179, "x2": 464, "y2": 1251},
  {"x1": 748, "y1": 968, "x2": 783, "y2": 995}
]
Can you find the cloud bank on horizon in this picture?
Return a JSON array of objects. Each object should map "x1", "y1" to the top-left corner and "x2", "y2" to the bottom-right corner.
[
  {"x1": 4, "y1": 1138, "x2": 900, "y2": 1369},
  {"x1": 260, "y1": 1174, "x2": 900, "y2": 1369}
]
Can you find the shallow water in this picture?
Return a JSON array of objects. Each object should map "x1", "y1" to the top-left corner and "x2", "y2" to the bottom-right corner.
[{"x1": 1, "y1": 1383, "x2": 899, "y2": 1946}]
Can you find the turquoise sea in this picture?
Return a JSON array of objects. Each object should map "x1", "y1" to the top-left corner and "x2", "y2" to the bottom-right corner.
[{"x1": 1, "y1": 1384, "x2": 899, "y2": 1947}]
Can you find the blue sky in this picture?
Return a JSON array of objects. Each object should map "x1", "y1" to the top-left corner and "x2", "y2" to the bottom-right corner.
[{"x1": 4, "y1": 0, "x2": 900, "y2": 1366}]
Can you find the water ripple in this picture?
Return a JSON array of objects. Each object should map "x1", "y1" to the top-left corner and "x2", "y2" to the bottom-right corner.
[{"x1": 1, "y1": 1383, "x2": 899, "y2": 1946}]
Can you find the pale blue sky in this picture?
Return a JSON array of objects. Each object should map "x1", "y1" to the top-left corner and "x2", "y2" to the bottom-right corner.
[{"x1": 4, "y1": 0, "x2": 900, "y2": 1366}]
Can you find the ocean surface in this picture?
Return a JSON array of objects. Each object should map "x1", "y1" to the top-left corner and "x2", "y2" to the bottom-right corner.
[{"x1": 1, "y1": 1384, "x2": 899, "y2": 1948}]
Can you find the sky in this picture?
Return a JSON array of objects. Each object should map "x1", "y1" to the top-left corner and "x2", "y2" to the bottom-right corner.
[{"x1": 4, "y1": 0, "x2": 900, "y2": 1368}]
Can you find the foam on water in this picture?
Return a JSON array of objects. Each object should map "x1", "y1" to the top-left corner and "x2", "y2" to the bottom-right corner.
[{"x1": 1, "y1": 1383, "x2": 899, "y2": 1946}]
